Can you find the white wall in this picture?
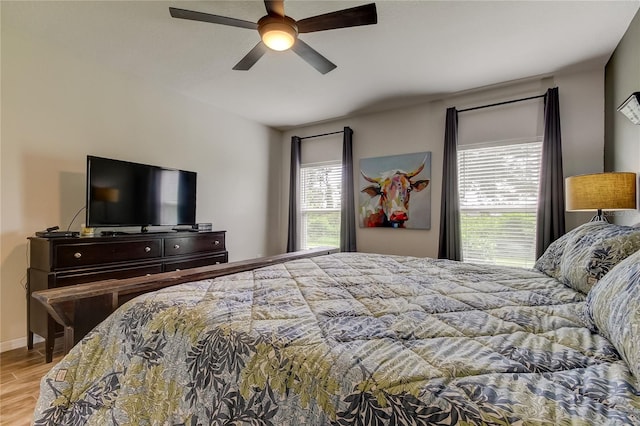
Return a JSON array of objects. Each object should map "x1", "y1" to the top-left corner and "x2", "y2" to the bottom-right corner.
[
  {"x1": 605, "y1": 9, "x2": 640, "y2": 226},
  {"x1": 0, "y1": 24, "x2": 283, "y2": 350},
  {"x1": 280, "y1": 68, "x2": 606, "y2": 256}
]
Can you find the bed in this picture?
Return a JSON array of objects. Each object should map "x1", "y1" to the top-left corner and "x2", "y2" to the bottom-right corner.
[{"x1": 33, "y1": 222, "x2": 640, "y2": 425}]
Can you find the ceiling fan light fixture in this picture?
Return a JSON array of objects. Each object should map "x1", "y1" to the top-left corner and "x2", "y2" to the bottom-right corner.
[{"x1": 258, "y1": 16, "x2": 298, "y2": 51}]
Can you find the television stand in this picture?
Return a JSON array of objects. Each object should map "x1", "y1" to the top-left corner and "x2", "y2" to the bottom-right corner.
[{"x1": 27, "y1": 230, "x2": 227, "y2": 362}]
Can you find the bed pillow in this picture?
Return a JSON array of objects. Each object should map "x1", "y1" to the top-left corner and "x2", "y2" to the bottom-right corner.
[
  {"x1": 585, "y1": 249, "x2": 640, "y2": 377},
  {"x1": 557, "y1": 222, "x2": 640, "y2": 294},
  {"x1": 534, "y1": 228, "x2": 573, "y2": 278}
]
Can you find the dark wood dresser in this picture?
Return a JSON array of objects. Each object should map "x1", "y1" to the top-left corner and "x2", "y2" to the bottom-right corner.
[{"x1": 27, "y1": 230, "x2": 227, "y2": 362}]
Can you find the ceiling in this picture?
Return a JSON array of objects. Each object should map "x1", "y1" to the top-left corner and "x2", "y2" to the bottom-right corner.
[{"x1": 3, "y1": 1, "x2": 639, "y2": 130}]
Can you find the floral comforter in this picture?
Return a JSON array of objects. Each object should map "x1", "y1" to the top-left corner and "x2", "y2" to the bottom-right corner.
[{"x1": 34, "y1": 252, "x2": 640, "y2": 425}]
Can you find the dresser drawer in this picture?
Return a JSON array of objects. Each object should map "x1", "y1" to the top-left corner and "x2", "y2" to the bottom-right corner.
[
  {"x1": 164, "y1": 253, "x2": 228, "y2": 271},
  {"x1": 164, "y1": 233, "x2": 225, "y2": 257},
  {"x1": 55, "y1": 240, "x2": 162, "y2": 268},
  {"x1": 56, "y1": 264, "x2": 164, "y2": 287}
]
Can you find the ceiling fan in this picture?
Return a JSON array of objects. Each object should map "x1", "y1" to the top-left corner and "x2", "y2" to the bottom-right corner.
[{"x1": 169, "y1": 1, "x2": 377, "y2": 74}]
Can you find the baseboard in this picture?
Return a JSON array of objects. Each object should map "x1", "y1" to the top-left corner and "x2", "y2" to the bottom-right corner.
[{"x1": 0, "y1": 335, "x2": 44, "y2": 353}]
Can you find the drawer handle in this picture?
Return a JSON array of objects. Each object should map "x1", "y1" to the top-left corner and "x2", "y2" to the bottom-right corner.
[
  {"x1": 174, "y1": 244, "x2": 180, "y2": 249},
  {"x1": 214, "y1": 240, "x2": 220, "y2": 245},
  {"x1": 74, "y1": 252, "x2": 82, "y2": 259},
  {"x1": 144, "y1": 247, "x2": 151, "y2": 253}
]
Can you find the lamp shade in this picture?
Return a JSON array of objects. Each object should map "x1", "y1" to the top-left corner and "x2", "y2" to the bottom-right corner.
[{"x1": 566, "y1": 172, "x2": 636, "y2": 211}]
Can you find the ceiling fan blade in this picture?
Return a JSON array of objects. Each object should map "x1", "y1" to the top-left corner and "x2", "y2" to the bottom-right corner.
[
  {"x1": 232, "y1": 42, "x2": 268, "y2": 71},
  {"x1": 169, "y1": 7, "x2": 257, "y2": 30},
  {"x1": 291, "y1": 39, "x2": 337, "y2": 74},
  {"x1": 264, "y1": 0, "x2": 285, "y2": 17},
  {"x1": 297, "y1": 3, "x2": 377, "y2": 33}
]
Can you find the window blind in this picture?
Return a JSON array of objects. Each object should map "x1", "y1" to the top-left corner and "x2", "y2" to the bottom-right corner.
[
  {"x1": 458, "y1": 140, "x2": 542, "y2": 268},
  {"x1": 300, "y1": 162, "x2": 342, "y2": 249}
]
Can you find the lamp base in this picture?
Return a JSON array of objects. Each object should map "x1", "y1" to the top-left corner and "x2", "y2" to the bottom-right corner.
[{"x1": 589, "y1": 209, "x2": 609, "y2": 223}]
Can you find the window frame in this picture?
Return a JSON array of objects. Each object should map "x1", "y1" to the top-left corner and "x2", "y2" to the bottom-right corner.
[
  {"x1": 457, "y1": 137, "x2": 543, "y2": 268},
  {"x1": 299, "y1": 160, "x2": 342, "y2": 250}
]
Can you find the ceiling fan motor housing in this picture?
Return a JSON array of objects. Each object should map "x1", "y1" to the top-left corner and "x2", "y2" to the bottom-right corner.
[{"x1": 258, "y1": 15, "x2": 298, "y2": 51}]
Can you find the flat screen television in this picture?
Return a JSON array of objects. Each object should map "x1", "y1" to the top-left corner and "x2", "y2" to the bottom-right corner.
[{"x1": 86, "y1": 156, "x2": 197, "y2": 230}]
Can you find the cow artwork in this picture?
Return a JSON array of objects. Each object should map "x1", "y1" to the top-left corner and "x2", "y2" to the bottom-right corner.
[{"x1": 359, "y1": 152, "x2": 432, "y2": 229}]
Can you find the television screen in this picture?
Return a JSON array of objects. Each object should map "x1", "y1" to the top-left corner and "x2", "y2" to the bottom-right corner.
[{"x1": 86, "y1": 156, "x2": 197, "y2": 228}]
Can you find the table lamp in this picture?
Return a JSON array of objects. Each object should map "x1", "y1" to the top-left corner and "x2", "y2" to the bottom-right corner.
[{"x1": 565, "y1": 172, "x2": 637, "y2": 222}]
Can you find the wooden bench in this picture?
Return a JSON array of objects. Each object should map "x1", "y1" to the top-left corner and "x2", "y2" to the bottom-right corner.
[{"x1": 32, "y1": 247, "x2": 338, "y2": 359}]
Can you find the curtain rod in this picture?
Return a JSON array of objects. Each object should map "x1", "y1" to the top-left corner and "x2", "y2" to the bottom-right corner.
[
  {"x1": 458, "y1": 93, "x2": 546, "y2": 113},
  {"x1": 299, "y1": 130, "x2": 344, "y2": 140}
]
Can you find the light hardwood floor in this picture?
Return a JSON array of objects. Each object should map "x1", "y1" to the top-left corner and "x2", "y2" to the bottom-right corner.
[{"x1": 0, "y1": 341, "x2": 63, "y2": 426}]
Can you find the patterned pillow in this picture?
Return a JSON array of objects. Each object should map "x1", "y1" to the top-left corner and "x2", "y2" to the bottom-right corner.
[
  {"x1": 585, "y1": 249, "x2": 640, "y2": 377},
  {"x1": 557, "y1": 222, "x2": 640, "y2": 294},
  {"x1": 534, "y1": 229, "x2": 572, "y2": 278}
]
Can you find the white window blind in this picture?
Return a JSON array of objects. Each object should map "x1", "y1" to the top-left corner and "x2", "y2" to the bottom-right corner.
[
  {"x1": 300, "y1": 162, "x2": 342, "y2": 249},
  {"x1": 457, "y1": 140, "x2": 542, "y2": 268}
]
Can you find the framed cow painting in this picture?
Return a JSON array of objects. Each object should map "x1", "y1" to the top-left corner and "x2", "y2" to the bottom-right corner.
[{"x1": 359, "y1": 151, "x2": 431, "y2": 229}]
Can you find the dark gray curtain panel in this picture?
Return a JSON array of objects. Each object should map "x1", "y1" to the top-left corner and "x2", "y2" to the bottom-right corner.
[
  {"x1": 536, "y1": 87, "x2": 565, "y2": 258},
  {"x1": 438, "y1": 107, "x2": 462, "y2": 261},
  {"x1": 340, "y1": 127, "x2": 356, "y2": 252},
  {"x1": 286, "y1": 136, "x2": 301, "y2": 252}
]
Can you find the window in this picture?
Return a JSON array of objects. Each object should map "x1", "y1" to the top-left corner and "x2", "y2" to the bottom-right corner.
[
  {"x1": 300, "y1": 161, "x2": 342, "y2": 249},
  {"x1": 457, "y1": 140, "x2": 542, "y2": 268}
]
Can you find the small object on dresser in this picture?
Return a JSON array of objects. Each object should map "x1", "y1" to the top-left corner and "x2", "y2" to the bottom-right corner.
[
  {"x1": 35, "y1": 226, "x2": 79, "y2": 238},
  {"x1": 172, "y1": 226, "x2": 197, "y2": 232},
  {"x1": 80, "y1": 224, "x2": 95, "y2": 236},
  {"x1": 192, "y1": 223, "x2": 212, "y2": 231}
]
